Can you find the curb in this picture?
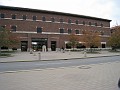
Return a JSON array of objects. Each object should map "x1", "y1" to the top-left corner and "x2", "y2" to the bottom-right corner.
[{"x1": 0, "y1": 54, "x2": 119, "y2": 63}]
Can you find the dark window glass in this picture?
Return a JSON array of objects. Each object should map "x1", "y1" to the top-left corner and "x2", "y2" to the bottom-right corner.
[
  {"x1": 60, "y1": 19, "x2": 63, "y2": 23},
  {"x1": 68, "y1": 29, "x2": 72, "y2": 34},
  {"x1": 68, "y1": 19, "x2": 72, "y2": 24},
  {"x1": 60, "y1": 28, "x2": 64, "y2": 33},
  {"x1": 11, "y1": 26, "x2": 16, "y2": 31},
  {"x1": 83, "y1": 21, "x2": 85, "y2": 25},
  {"x1": 23, "y1": 15, "x2": 26, "y2": 20},
  {"x1": 95, "y1": 23, "x2": 97, "y2": 26},
  {"x1": 76, "y1": 20, "x2": 79, "y2": 24},
  {"x1": 51, "y1": 17, "x2": 55, "y2": 22},
  {"x1": 37, "y1": 27, "x2": 42, "y2": 33},
  {"x1": 33, "y1": 16, "x2": 37, "y2": 21},
  {"x1": 0, "y1": 13, "x2": 5, "y2": 18},
  {"x1": 75, "y1": 30, "x2": 79, "y2": 34},
  {"x1": 89, "y1": 22, "x2": 91, "y2": 26},
  {"x1": 42, "y1": 16, "x2": 46, "y2": 21},
  {"x1": 101, "y1": 23, "x2": 103, "y2": 27},
  {"x1": 12, "y1": 14, "x2": 16, "y2": 19}
]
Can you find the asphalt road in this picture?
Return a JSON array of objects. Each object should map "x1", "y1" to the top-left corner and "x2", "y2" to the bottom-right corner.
[{"x1": 0, "y1": 56, "x2": 120, "y2": 72}]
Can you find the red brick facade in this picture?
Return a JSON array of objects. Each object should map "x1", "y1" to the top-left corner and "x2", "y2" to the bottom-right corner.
[{"x1": 0, "y1": 6, "x2": 111, "y2": 51}]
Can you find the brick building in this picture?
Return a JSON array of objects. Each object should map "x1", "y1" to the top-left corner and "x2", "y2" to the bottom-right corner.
[{"x1": 0, "y1": 6, "x2": 111, "y2": 51}]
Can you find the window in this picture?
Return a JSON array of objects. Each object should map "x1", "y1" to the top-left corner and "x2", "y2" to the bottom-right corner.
[
  {"x1": 75, "y1": 20, "x2": 79, "y2": 24},
  {"x1": 68, "y1": 19, "x2": 72, "y2": 24},
  {"x1": 12, "y1": 14, "x2": 16, "y2": 19},
  {"x1": 68, "y1": 29, "x2": 72, "y2": 34},
  {"x1": 11, "y1": 26, "x2": 16, "y2": 31},
  {"x1": 75, "y1": 30, "x2": 79, "y2": 34},
  {"x1": 33, "y1": 16, "x2": 37, "y2": 21},
  {"x1": 42, "y1": 16, "x2": 46, "y2": 21},
  {"x1": 89, "y1": 22, "x2": 91, "y2": 26},
  {"x1": 23, "y1": 15, "x2": 27, "y2": 20},
  {"x1": 60, "y1": 19, "x2": 63, "y2": 23},
  {"x1": 60, "y1": 28, "x2": 64, "y2": 33},
  {"x1": 95, "y1": 23, "x2": 97, "y2": 26},
  {"x1": 101, "y1": 23, "x2": 103, "y2": 27},
  {"x1": 83, "y1": 21, "x2": 85, "y2": 25},
  {"x1": 51, "y1": 17, "x2": 55, "y2": 22},
  {"x1": 0, "y1": 13, "x2": 5, "y2": 18},
  {"x1": 37, "y1": 27, "x2": 42, "y2": 33}
]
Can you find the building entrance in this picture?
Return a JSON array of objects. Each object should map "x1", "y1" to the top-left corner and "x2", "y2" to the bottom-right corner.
[
  {"x1": 51, "y1": 41, "x2": 56, "y2": 51},
  {"x1": 32, "y1": 38, "x2": 48, "y2": 51},
  {"x1": 21, "y1": 41, "x2": 28, "y2": 51}
]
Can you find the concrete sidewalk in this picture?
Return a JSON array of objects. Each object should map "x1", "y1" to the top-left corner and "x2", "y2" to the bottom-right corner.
[
  {"x1": 0, "y1": 61, "x2": 120, "y2": 90},
  {"x1": 0, "y1": 50, "x2": 120, "y2": 63}
]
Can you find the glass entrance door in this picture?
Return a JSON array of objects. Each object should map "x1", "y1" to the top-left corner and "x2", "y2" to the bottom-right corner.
[{"x1": 51, "y1": 41, "x2": 56, "y2": 51}]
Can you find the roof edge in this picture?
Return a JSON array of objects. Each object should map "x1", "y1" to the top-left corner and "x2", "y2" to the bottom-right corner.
[{"x1": 0, "y1": 5, "x2": 112, "y2": 22}]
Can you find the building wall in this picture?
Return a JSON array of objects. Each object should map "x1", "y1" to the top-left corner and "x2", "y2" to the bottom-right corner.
[{"x1": 0, "y1": 6, "x2": 111, "y2": 51}]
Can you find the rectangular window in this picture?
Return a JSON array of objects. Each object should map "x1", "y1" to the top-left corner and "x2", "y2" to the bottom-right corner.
[
  {"x1": 95, "y1": 23, "x2": 97, "y2": 26},
  {"x1": 75, "y1": 20, "x2": 79, "y2": 24},
  {"x1": 60, "y1": 28, "x2": 64, "y2": 33},
  {"x1": 89, "y1": 22, "x2": 91, "y2": 26},
  {"x1": 37, "y1": 27, "x2": 42, "y2": 33},
  {"x1": 0, "y1": 13, "x2": 5, "y2": 18},
  {"x1": 60, "y1": 19, "x2": 63, "y2": 23},
  {"x1": 68, "y1": 19, "x2": 72, "y2": 24},
  {"x1": 33, "y1": 16, "x2": 37, "y2": 21},
  {"x1": 42, "y1": 16, "x2": 46, "y2": 21},
  {"x1": 23, "y1": 15, "x2": 27, "y2": 20},
  {"x1": 75, "y1": 30, "x2": 79, "y2": 34},
  {"x1": 51, "y1": 17, "x2": 55, "y2": 22},
  {"x1": 68, "y1": 29, "x2": 72, "y2": 34},
  {"x1": 11, "y1": 26, "x2": 16, "y2": 31},
  {"x1": 12, "y1": 14, "x2": 16, "y2": 19},
  {"x1": 83, "y1": 21, "x2": 85, "y2": 25}
]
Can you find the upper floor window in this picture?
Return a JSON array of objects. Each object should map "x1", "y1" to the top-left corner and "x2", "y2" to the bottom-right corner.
[
  {"x1": 12, "y1": 14, "x2": 16, "y2": 19},
  {"x1": 68, "y1": 29, "x2": 72, "y2": 34},
  {"x1": 89, "y1": 22, "x2": 91, "y2": 26},
  {"x1": 83, "y1": 21, "x2": 85, "y2": 25},
  {"x1": 0, "y1": 13, "x2": 5, "y2": 18},
  {"x1": 42, "y1": 16, "x2": 46, "y2": 21},
  {"x1": 51, "y1": 17, "x2": 55, "y2": 22},
  {"x1": 68, "y1": 19, "x2": 72, "y2": 24},
  {"x1": 33, "y1": 16, "x2": 37, "y2": 21},
  {"x1": 60, "y1": 28, "x2": 64, "y2": 33},
  {"x1": 23, "y1": 15, "x2": 27, "y2": 20},
  {"x1": 75, "y1": 30, "x2": 79, "y2": 34},
  {"x1": 101, "y1": 23, "x2": 103, "y2": 27},
  {"x1": 37, "y1": 27, "x2": 42, "y2": 33},
  {"x1": 95, "y1": 23, "x2": 97, "y2": 26},
  {"x1": 75, "y1": 20, "x2": 79, "y2": 24},
  {"x1": 60, "y1": 18, "x2": 63, "y2": 23},
  {"x1": 11, "y1": 26, "x2": 16, "y2": 31}
]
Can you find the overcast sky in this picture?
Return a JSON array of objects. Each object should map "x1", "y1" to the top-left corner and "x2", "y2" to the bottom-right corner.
[{"x1": 0, "y1": 0, "x2": 120, "y2": 27}]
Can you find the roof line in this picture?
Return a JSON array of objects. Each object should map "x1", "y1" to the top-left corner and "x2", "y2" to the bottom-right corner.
[{"x1": 0, "y1": 5, "x2": 111, "y2": 22}]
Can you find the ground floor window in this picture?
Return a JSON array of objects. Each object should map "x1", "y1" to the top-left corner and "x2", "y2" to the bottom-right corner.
[{"x1": 32, "y1": 38, "x2": 48, "y2": 51}]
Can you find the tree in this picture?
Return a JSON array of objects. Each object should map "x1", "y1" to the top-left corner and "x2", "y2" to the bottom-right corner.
[
  {"x1": 0, "y1": 27, "x2": 20, "y2": 54},
  {"x1": 108, "y1": 26, "x2": 120, "y2": 51},
  {"x1": 82, "y1": 30, "x2": 101, "y2": 52},
  {"x1": 68, "y1": 34, "x2": 80, "y2": 50}
]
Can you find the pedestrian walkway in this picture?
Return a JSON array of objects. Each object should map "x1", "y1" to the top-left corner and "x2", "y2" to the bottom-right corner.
[
  {"x1": 0, "y1": 61, "x2": 120, "y2": 90},
  {"x1": 0, "y1": 50, "x2": 120, "y2": 63}
]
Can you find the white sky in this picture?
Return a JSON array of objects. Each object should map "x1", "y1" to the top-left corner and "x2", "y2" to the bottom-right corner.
[{"x1": 0, "y1": 0, "x2": 120, "y2": 27}]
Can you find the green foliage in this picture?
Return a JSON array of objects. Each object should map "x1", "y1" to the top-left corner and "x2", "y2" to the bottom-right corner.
[
  {"x1": 0, "y1": 27, "x2": 20, "y2": 54},
  {"x1": 108, "y1": 26, "x2": 120, "y2": 50}
]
